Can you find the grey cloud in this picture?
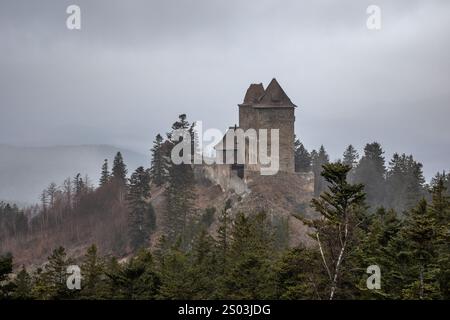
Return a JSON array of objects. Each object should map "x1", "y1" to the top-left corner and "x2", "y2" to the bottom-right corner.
[{"x1": 0, "y1": 0, "x2": 449, "y2": 180}]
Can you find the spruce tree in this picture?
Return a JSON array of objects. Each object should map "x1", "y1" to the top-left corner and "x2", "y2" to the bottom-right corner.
[
  {"x1": 12, "y1": 266, "x2": 33, "y2": 300},
  {"x1": 158, "y1": 241, "x2": 194, "y2": 299},
  {"x1": 311, "y1": 145, "x2": 329, "y2": 196},
  {"x1": 41, "y1": 247, "x2": 73, "y2": 299},
  {"x1": 150, "y1": 134, "x2": 168, "y2": 187},
  {"x1": 399, "y1": 199, "x2": 440, "y2": 299},
  {"x1": 386, "y1": 153, "x2": 425, "y2": 213},
  {"x1": 354, "y1": 142, "x2": 386, "y2": 208},
  {"x1": 342, "y1": 145, "x2": 359, "y2": 168},
  {"x1": 306, "y1": 162, "x2": 366, "y2": 300},
  {"x1": 99, "y1": 159, "x2": 110, "y2": 187},
  {"x1": 106, "y1": 249, "x2": 160, "y2": 299},
  {"x1": 274, "y1": 247, "x2": 326, "y2": 299},
  {"x1": 294, "y1": 138, "x2": 312, "y2": 172},
  {"x1": 165, "y1": 114, "x2": 196, "y2": 246},
  {"x1": 216, "y1": 199, "x2": 232, "y2": 271},
  {"x1": 112, "y1": 152, "x2": 127, "y2": 186},
  {"x1": 219, "y1": 212, "x2": 275, "y2": 299},
  {"x1": 127, "y1": 166, "x2": 156, "y2": 250},
  {"x1": 0, "y1": 253, "x2": 13, "y2": 298},
  {"x1": 189, "y1": 229, "x2": 218, "y2": 299},
  {"x1": 80, "y1": 245, "x2": 105, "y2": 299}
]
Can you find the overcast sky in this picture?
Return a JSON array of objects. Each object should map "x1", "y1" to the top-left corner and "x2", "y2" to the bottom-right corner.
[{"x1": 0, "y1": 0, "x2": 449, "y2": 180}]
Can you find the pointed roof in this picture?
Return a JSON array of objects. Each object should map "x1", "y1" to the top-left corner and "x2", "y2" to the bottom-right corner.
[
  {"x1": 257, "y1": 78, "x2": 297, "y2": 108},
  {"x1": 242, "y1": 83, "x2": 265, "y2": 104},
  {"x1": 238, "y1": 78, "x2": 297, "y2": 108}
]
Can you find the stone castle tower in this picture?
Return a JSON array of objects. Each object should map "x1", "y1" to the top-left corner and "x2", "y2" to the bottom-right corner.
[{"x1": 215, "y1": 78, "x2": 297, "y2": 177}]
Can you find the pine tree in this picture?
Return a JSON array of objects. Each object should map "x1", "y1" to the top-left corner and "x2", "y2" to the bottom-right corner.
[
  {"x1": 12, "y1": 266, "x2": 33, "y2": 300},
  {"x1": 351, "y1": 208, "x2": 404, "y2": 299},
  {"x1": 99, "y1": 159, "x2": 110, "y2": 187},
  {"x1": 127, "y1": 166, "x2": 156, "y2": 250},
  {"x1": 386, "y1": 153, "x2": 425, "y2": 213},
  {"x1": 0, "y1": 253, "x2": 13, "y2": 298},
  {"x1": 158, "y1": 241, "x2": 194, "y2": 299},
  {"x1": 112, "y1": 152, "x2": 127, "y2": 186},
  {"x1": 399, "y1": 200, "x2": 440, "y2": 299},
  {"x1": 107, "y1": 249, "x2": 160, "y2": 299},
  {"x1": 311, "y1": 146, "x2": 329, "y2": 196},
  {"x1": 354, "y1": 142, "x2": 386, "y2": 208},
  {"x1": 165, "y1": 114, "x2": 196, "y2": 246},
  {"x1": 294, "y1": 138, "x2": 312, "y2": 172},
  {"x1": 150, "y1": 134, "x2": 168, "y2": 187},
  {"x1": 274, "y1": 247, "x2": 326, "y2": 299},
  {"x1": 429, "y1": 175, "x2": 450, "y2": 298},
  {"x1": 40, "y1": 246, "x2": 73, "y2": 299},
  {"x1": 189, "y1": 229, "x2": 218, "y2": 299},
  {"x1": 342, "y1": 145, "x2": 359, "y2": 168},
  {"x1": 306, "y1": 162, "x2": 366, "y2": 300},
  {"x1": 80, "y1": 245, "x2": 105, "y2": 299},
  {"x1": 219, "y1": 212, "x2": 275, "y2": 299},
  {"x1": 216, "y1": 199, "x2": 232, "y2": 271}
]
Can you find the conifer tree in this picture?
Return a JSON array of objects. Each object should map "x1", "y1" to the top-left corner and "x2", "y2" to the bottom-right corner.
[
  {"x1": 99, "y1": 159, "x2": 110, "y2": 187},
  {"x1": 0, "y1": 253, "x2": 13, "y2": 298},
  {"x1": 107, "y1": 249, "x2": 160, "y2": 299},
  {"x1": 342, "y1": 145, "x2": 359, "y2": 168},
  {"x1": 158, "y1": 241, "x2": 194, "y2": 299},
  {"x1": 386, "y1": 153, "x2": 425, "y2": 213},
  {"x1": 127, "y1": 166, "x2": 156, "y2": 250},
  {"x1": 216, "y1": 200, "x2": 232, "y2": 271},
  {"x1": 40, "y1": 247, "x2": 73, "y2": 299},
  {"x1": 311, "y1": 145, "x2": 329, "y2": 196},
  {"x1": 165, "y1": 114, "x2": 196, "y2": 246},
  {"x1": 80, "y1": 245, "x2": 104, "y2": 299},
  {"x1": 150, "y1": 134, "x2": 168, "y2": 187},
  {"x1": 112, "y1": 152, "x2": 127, "y2": 185},
  {"x1": 189, "y1": 229, "x2": 218, "y2": 299},
  {"x1": 354, "y1": 142, "x2": 386, "y2": 208},
  {"x1": 12, "y1": 266, "x2": 33, "y2": 300},
  {"x1": 274, "y1": 247, "x2": 326, "y2": 299},
  {"x1": 294, "y1": 138, "x2": 312, "y2": 172},
  {"x1": 219, "y1": 212, "x2": 275, "y2": 299},
  {"x1": 306, "y1": 162, "x2": 366, "y2": 300},
  {"x1": 399, "y1": 199, "x2": 440, "y2": 299}
]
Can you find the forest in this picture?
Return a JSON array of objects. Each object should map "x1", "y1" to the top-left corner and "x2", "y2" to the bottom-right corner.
[{"x1": 0, "y1": 114, "x2": 449, "y2": 300}]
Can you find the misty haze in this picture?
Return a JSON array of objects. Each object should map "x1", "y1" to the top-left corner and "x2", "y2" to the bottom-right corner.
[{"x1": 0, "y1": 0, "x2": 449, "y2": 305}]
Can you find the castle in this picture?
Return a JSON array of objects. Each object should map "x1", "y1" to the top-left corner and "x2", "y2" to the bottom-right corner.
[{"x1": 214, "y1": 78, "x2": 297, "y2": 181}]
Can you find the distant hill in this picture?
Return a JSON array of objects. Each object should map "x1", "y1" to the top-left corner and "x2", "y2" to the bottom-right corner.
[{"x1": 0, "y1": 144, "x2": 148, "y2": 204}]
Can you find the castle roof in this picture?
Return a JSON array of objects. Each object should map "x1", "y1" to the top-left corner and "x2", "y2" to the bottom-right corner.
[
  {"x1": 243, "y1": 83, "x2": 265, "y2": 104},
  {"x1": 239, "y1": 78, "x2": 297, "y2": 108}
]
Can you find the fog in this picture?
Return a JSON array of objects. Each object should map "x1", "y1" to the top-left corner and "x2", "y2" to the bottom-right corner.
[{"x1": 1, "y1": 0, "x2": 449, "y2": 180}]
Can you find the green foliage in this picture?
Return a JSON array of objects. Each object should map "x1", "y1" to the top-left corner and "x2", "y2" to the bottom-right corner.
[
  {"x1": 354, "y1": 142, "x2": 386, "y2": 208},
  {"x1": 107, "y1": 249, "x2": 160, "y2": 299},
  {"x1": 386, "y1": 153, "x2": 425, "y2": 213},
  {"x1": 165, "y1": 114, "x2": 196, "y2": 247},
  {"x1": 294, "y1": 138, "x2": 311, "y2": 172},
  {"x1": 150, "y1": 134, "x2": 169, "y2": 187},
  {"x1": 307, "y1": 162, "x2": 367, "y2": 299},
  {"x1": 12, "y1": 266, "x2": 33, "y2": 300},
  {"x1": 112, "y1": 152, "x2": 128, "y2": 186},
  {"x1": 99, "y1": 159, "x2": 110, "y2": 187},
  {"x1": 127, "y1": 166, "x2": 156, "y2": 250},
  {"x1": 311, "y1": 145, "x2": 329, "y2": 196},
  {"x1": 37, "y1": 247, "x2": 74, "y2": 300}
]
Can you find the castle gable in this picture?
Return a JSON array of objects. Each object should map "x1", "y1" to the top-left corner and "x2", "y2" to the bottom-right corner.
[
  {"x1": 239, "y1": 78, "x2": 297, "y2": 109},
  {"x1": 256, "y1": 78, "x2": 297, "y2": 108}
]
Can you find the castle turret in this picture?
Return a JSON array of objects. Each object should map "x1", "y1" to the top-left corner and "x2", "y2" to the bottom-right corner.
[{"x1": 238, "y1": 78, "x2": 297, "y2": 173}]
